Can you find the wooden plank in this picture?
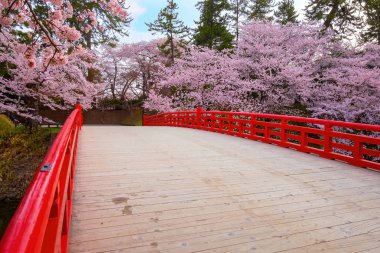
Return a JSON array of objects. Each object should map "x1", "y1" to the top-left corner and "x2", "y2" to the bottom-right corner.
[{"x1": 69, "y1": 126, "x2": 380, "y2": 253}]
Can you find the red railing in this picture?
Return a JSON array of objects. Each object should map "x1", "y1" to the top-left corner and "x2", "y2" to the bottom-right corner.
[
  {"x1": 144, "y1": 108, "x2": 380, "y2": 171},
  {"x1": 0, "y1": 105, "x2": 83, "y2": 253}
]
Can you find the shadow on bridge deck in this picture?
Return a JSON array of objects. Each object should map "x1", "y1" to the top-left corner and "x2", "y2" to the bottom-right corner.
[{"x1": 69, "y1": 126, "x2": 380, "y2": 253}]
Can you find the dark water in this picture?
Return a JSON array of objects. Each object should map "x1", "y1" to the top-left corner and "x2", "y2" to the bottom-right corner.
[{"x1": 0, "y1": 200, "x2": 20, "y2": 239}]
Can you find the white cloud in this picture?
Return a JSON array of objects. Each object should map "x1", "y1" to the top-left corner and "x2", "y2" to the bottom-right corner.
[
  {"x1": 122, "y1": 1, "x2": 152, "y2": 43},
  {"x1": 127, "y1": 2, "x2": 145, "y2": 19}
]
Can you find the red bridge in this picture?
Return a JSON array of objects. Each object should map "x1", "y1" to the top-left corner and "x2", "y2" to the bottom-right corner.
[{"x1": 1, "y1": 107, "x2": 380, "y2": 253}]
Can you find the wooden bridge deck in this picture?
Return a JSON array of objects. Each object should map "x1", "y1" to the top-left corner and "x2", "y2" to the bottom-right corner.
[{"x1": 69, "y1": 126, "x2": 380, "y2": 253}]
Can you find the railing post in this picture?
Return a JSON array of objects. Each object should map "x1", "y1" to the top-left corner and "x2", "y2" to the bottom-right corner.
[
  {"x1": 354, "y1": 141, "x2": 363, "y2": 163},
  {"x1": 197, "y1": 107, "x2": 203, "y2": 129},
  {"x1": 75, "y1": 104, "x2": 83, "y2": 127},
  {"x1": 211, "y1": 112, "x2": 216, "y2": 130},
  {"x1": 264, "y1": 122, "x2": 269, "y2": 141},
  {"x1": 324, "y1": 123, "x2": 332, "y2": 159},
  {"x1": 228, "y1": 113, "x2": 232, "y2": 134},
  {"x1": 300, "y1": 131, "x2": 306, "y2": 151},
  {"x1": 238, "y1": 114, "x2": 242, "y2": 135},
  {"x1": 281, "y1": 118, "x2": 287, "y2": 147},
  {"x1": 250, "y1": 114, "x2": 256, "y2": 139}
]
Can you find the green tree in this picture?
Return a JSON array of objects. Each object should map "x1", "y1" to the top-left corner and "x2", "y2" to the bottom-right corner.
[
  {"x1": 65, "y1": 1, "x2": 132, "y2": 81},
  {"x1": 305, "y1": 0, "x2": 362, "y2": 37},
  {"x1": 248, "y1": 0, "x2": 275, "y2": 21},
  {"x1": 194, "y1": 0, "x2": 235, "y2": 50},
  {"x1": 146, "y1": 0, "x2": 190, "y2": 63},
  {"x1": 66, "y1": 1, "x2": 132, "y2": 49},
  {"x1": 228, "y1": 0, "x2": 249, "y2": 42},
  {"x1": 274, "y1": 0, "x2": 299, "y2": 25},
  {"x1": 361, "y1": 0, "x2": 380, "y2": 44}
]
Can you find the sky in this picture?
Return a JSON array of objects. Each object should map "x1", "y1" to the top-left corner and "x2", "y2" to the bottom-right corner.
[{"x1": 126, "y1": 0, "x2": 309, "y2": 43}]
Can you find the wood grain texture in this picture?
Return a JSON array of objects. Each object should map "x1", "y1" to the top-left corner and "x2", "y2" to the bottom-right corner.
[{"x1": 69, "y1": 126, "x2": 380, "y2": 253}]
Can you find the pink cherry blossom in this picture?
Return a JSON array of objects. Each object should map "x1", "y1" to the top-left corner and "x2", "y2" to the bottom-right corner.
[
  {"x1": 49, "y1": 10, "x2": 63, "y2": 21},
  {"x1": 56, "y1": 25, "x2": 81, "y2": 41},
  {"x1": 145, "y1": 21, "x2": 380, "y2": 125},
  {"x1": 0, "y1": 0, "x2": 129, "y2": 120},
  {"x1": 0, "y1": 16, "x2": 12, "y2": 25},
  {"x1": 48, "y1": 0, "x2": 63, "y2": 7}
]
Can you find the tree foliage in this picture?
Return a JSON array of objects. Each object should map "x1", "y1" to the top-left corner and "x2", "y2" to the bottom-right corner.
[
  {"x1": 144, "y1": 47, "x2": 250, "y2": 111},
  {"x1": 361, "y1": 0, "x2": 380, "y2": 44},
  {"x1": 0, "y1": 0, "x2": 129, "y2": 120},
  {"x1": 145, "y1": 22, "x2": 380, "y2": 125},
  {"x1": 247, "y1": 0, "x2": 275, "y2": 21},
  {"x1": 100, "y1": 39, "x2": 170, "y2": 102},
  {"x1": 308, "y1": 43, "x2": 380, "y2": 123},
  {"x1": 305, "y1": 0, "x2": 362, "y2": 37},
  {"x1": 274, "y1": 0, "x2": 298, "y2": 25},
  {"x1": 194, "y1": 0, "x2": 234, "y2": 50},
  {"x1": 228, "y1": 0, "x2": 249, "y2": 42},
  {"x1": 61, "y1": 0, "x2": 131, "y2": 49},
  {"x1": 146, "y1": 0, "x2": 190, "y2": 63}
]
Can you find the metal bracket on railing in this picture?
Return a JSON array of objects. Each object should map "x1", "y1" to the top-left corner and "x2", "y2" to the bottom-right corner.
[{"x1": 40, "y1": 163, "x2": 52, "y2": 172}]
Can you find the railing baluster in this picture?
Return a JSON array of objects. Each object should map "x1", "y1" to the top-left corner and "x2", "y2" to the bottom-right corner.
[
  {"x1": 354, "y1": 141, "x2": 363, "y2": 162},
  {"x1": 324, "y1": 123, "x2": 332, "y2": 159},
  {"x1": 250, "y1": 114, "x2": 256, "y2": 139},
  {"x1": 300, "y1": 130, "x2": 306, "y2": 151},
  {"x1": 264, "y1": 122, "x2": 270, "y2": 141},
  {"x1": 281, "y1": 118, "x2": 287, "y2": 146}
]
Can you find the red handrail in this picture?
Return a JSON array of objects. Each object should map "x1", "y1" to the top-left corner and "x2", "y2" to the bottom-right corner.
[
  {"x1": 0, "y1": 105, "x2": 83, "y2": 253},
  {"x1": 144, "y1": 108, "x2": 380, "y2": 171}
]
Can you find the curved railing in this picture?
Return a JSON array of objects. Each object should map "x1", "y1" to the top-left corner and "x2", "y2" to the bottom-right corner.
[
  {"x1": 0, "y1": 105, "x2": 83, "y2": 253},
  {"x1": 144, "y1": 108, "x2": 380, "y2": 171}
]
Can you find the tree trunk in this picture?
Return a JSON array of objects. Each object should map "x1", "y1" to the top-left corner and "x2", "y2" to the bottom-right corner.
[
  {"x1": 170, "y1": 34, "x2": 175, "y2": 64},
  {"x1": 236, "y1": 1, "x2": 239, "y2": 43},
  {"x1": 322, "y1": 1, "x2": 339, "y2": 33},
  {"x1": 378, "y1": 12, "x2": 380, "y2": 45},
  {"x1": 142, "y1": 72, "x2": 147, "y2": 97},
  {"x1": 85, "y1": 31, "x2": 97, "y2": 82},
  {"x1": 112, "y1": 61, "x2": 117, "y2": 99}
]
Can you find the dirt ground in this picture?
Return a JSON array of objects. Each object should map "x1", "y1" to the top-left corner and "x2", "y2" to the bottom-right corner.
[{"x1": 0, "y1": 127, "x2": 57, "y2": 238}]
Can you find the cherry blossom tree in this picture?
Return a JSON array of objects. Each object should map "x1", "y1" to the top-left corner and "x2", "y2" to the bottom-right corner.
[
  {"x1": 308, "y1": 43, "x2": 380, "y2": 125},
  {"x1": 0, "y1": 0, "x2": 129, "y2": 120},
  {"x1": 116, "y1": 40, "x2": 168, "y2": 98},
  {"x1": 237, "y1": 22, "x2": 329, "y2": 114},
  {"x1": 145, "y1": 21, "x2": 380, "y2": 125},
  {"x1": 99, "y1": 45, "x2": 139, "y2": 102},
  {"x1": 146, "y1": 22, "x2": 329, "y2": 114},
  {"x1": 99, "y1": 39, "x2": 170, "y2": 106},
  {"x1": 0, "y1": 32, "x2": 99, "y2": 120},
  {"x1": 144, "y1": 47, "x2": 253, "y2": 112}
]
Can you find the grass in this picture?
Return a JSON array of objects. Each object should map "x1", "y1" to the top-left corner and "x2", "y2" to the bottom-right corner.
[
  {"x1": 0, "y1": 115, "x2": 15, "y2": 135},
  {"x1": 46, "y1": 127, "x2": 60, "y2": 134},
  {"x1": 0, "y1": 127, "x2": 52, "y2": 199}
]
